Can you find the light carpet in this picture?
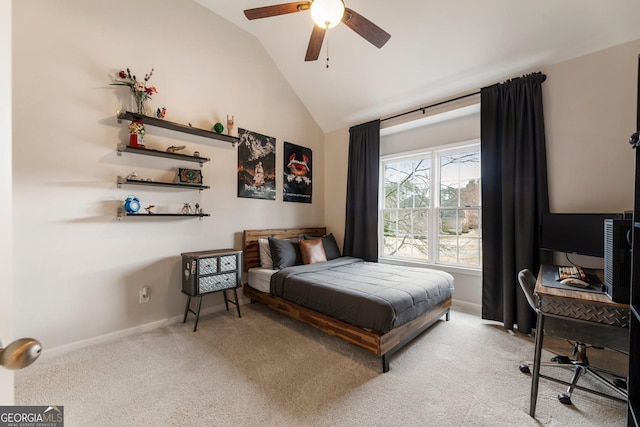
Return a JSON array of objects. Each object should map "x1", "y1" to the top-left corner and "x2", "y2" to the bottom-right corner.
[{"x1": 15, "y1": 304, "x2": 627, "y2": 426}]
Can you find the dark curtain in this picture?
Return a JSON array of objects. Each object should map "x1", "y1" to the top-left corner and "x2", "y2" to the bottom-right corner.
[
  {"x1": 481, "y1": 72, "x2": 551, "y2": 334},
  {"x1": 343, "y1": 120, "x2": 380, "y2": 262}
]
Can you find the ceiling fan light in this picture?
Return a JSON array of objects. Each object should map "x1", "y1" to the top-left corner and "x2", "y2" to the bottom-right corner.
[{"x1": 310, "y1": 0, "x2": 345, "y2": 29}]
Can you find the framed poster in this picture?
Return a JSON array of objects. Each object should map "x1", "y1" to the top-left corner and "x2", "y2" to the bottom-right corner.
[
  {"x1": 178, "y1": 168, "x2": 202, "y2": 184},
  {"x1": 283, "y1": 142, "x2": 312, "y2": 203},
  {"x1": 237, "y1": 128, "x2": 276, "y2": 200}
]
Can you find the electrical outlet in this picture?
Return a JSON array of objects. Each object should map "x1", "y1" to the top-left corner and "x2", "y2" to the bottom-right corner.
[{"x1": 139, "y1": 286, "x2": 150, "y2": 304}]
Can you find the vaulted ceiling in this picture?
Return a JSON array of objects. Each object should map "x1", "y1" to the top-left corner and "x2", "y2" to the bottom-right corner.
[{"x1": 196, "y1": 1, "x2": 640, "y2": 133}]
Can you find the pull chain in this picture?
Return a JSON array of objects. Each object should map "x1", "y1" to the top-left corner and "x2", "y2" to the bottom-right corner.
[{"x1": 325, "y1": 22, "x2": 330, "y2": 69}]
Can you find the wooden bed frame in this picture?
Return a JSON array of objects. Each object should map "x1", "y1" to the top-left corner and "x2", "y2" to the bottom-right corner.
[{"x1": 242, "y1": 227, "x2": 452, "y2": 372}]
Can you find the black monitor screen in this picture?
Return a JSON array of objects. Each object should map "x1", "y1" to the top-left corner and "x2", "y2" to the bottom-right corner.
[{"x1": 540, "y1": 213, "x2": 623, "y2": 257}]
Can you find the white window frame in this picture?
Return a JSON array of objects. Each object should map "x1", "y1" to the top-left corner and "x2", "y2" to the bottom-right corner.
[{"x1": 379, "y1": 139, "x2": 481, "y2": 272}]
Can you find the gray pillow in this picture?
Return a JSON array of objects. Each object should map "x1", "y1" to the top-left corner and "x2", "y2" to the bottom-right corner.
[
  {"x1": 304, "y1": 233, "x2": 341, "y2": 260},
  {"x1": 268, "y1": 237, "x2": 302, "y2": 269}
]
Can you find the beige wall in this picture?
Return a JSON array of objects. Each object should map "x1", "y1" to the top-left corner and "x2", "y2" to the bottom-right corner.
[
  {"x1": 324, "y1": 39, "x2": 640, "y2": 307},
  {"x1": 544, "y1": 40, "x2": 639, "y2": 213},
  {"x1": 12, "y1": 0, "x2": 324, "y2": 352},
  {"x1": 11, "y1": 0, "x2": 640, "y2": 352},
  {"x1": 1, "y1": 0, "x2": 13, "y2": 404}
]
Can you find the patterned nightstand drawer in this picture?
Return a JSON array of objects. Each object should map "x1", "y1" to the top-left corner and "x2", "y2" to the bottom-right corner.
[
  {"x1": 199, "y1": 257, "x2": 218, "y2": 275},
  {"x1": 219, "y1": 255, "x2": 237, "y2": 272},
  {"x1": 198, "y1": 273, "x2": 237, "y2": 293}
]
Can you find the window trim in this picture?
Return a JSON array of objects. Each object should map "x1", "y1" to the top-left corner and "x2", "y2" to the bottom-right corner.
[{"x1": 379, "y1": 138, "x2": 481, "y2": 271}]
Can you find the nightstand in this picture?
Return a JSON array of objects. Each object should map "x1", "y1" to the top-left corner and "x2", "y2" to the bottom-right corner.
[{"x1": 181, "y1": 248, "x2": 242, "y2": 331}]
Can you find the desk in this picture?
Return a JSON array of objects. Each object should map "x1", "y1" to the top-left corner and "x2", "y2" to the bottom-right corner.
[{"x1": 529, "y1": 265, "x2": 630, "y2": 416}]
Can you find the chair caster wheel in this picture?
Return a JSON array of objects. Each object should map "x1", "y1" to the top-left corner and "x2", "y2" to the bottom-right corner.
[
  {"x1": 519, "y1": 363, "x2": 531, "y2": 374},
  {"x1": 558, "y1": 393, "x2": 572, "y2": 405}
]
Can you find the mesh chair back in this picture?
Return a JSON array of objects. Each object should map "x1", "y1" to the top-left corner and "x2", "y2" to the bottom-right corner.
[{"x1": 518, "y1": 269, "x2": 539, "y2": 312}]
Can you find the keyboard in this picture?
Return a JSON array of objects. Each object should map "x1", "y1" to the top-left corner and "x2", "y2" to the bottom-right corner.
[{"x1": 558, "y1": 266, "x2": 588, "y2": 281}]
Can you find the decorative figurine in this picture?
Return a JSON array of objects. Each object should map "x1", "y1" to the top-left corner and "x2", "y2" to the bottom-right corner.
[
  {"x1": 166, "y1": 145, "x2": 186, "y2": 153},
  {"x1": 145, "y1": 205, "x2": 155, "y2": 214},
  {"x1": 227, "y1": 115, "x2": 234, "y2": 136},
  {"x1": 180, "y1": 202, "x2": 193, "y2": 214},
  {"x1": 193, "y1": 151, "x2": 200, "y2": 157},
  {"x1": 213, "y1": 122, "x2": 224, "y2": 134},
  {"x1": 155, "y1": 107, "x2": 166, "y2": 119},
  {"x1": 126, "y1": 172, "x2": 138, "y2": 180}
]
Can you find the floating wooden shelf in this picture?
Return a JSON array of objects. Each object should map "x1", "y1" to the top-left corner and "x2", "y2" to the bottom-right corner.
[
  {"x1": 117, "y1": 111, "x2": 239, "y2": 145},
  {"x1": 117, "y1": 208, "x2": 210, "y2": 220},
  {"x1": 116, "y1": 144, "x2": 210, "y2": 166},
  {"x1": 117, "y1": 176, "x2": 209, "y2": 190}
]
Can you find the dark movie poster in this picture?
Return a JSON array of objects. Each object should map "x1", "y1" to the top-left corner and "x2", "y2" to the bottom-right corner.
[
  {"x1": 237, "y1": 128, "x2": 276, "y2": 200},
  {"x1": 283, "y1": 142, "x2": 312, "y2": 203}
]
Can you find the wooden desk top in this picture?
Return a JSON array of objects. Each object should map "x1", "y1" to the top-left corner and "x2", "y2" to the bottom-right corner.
[{"x1": 535, "y1": 267, "x2": 628, "y2": 309}]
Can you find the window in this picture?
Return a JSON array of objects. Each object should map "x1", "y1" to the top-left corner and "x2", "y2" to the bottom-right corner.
[{"x1": 380, "y1": 141, "x2": 481, "y2": 268}]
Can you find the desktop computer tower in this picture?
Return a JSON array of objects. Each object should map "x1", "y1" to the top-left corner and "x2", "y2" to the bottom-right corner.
[{"x1": 604, "y1": 219, "x2": 632, "y2": 304}]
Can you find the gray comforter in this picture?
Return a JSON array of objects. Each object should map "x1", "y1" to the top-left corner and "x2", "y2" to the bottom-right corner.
[{"x1": 270, "y1": 257, "x2": 454, "y2": 333}]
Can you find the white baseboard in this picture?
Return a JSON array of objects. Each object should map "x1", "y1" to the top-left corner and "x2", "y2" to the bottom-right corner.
[
  {"x1": 451, "y1": 298, "x2": 481, "y2": 316},
  {"x1": 40, "y1": 302, "x2": 233, "y2": 359},
  {"x1": 41, "y1": 297, "x2": 481, "y2": 359}
]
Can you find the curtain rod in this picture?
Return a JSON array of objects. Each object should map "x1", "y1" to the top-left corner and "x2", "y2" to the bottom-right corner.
[{"x1": 381, "y1": 91, "x2": 480, "y2": 123}]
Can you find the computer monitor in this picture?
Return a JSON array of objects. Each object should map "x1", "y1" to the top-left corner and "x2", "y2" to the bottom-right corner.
[{"x1": 540, "y1": 213, "x2": 623, "y2": 257}]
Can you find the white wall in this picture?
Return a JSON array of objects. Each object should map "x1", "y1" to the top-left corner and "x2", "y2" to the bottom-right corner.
[
  {"x1": 1, "y1": 0, "x2": 13, "y2": 404},
  {"x1": 324, "y1": 39, "x2": 640, "y2": 306},
  {"x1": 12, "y1": 0, "x2": 324, "y2": 351}
]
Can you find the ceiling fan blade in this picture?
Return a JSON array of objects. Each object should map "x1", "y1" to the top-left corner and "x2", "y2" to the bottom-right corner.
[
  {"x1": 244, "y1": 2, "x2": 311, "y2": 20},
  {"x1": 305, "y1": 25, "x2": 326, "y2": 61},
  {"x1": 342, "y1": 8, "x2": 391, "y2": 49}
]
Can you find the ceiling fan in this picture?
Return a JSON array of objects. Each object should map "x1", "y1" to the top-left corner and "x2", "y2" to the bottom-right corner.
[{"x1": 244, "y1": 1, "x2": 391, "y2": 62}]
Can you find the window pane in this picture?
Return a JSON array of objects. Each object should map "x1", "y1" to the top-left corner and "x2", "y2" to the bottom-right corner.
[
  {"x1": 457, "y1": 237, "x2": 481, "y2": 266},
  {"x1": 439, "y1": 209, "x2": 459, "y2": 235},
  {"x1": 459, "y1": 208, "x2": 481, "y2": 235},
  {"x1": 440, "y1": 150, "x2": 481, "y2": 208},
  {"x1": 380, "y1": 144, "x2": 481, "y2": 269},
  {"x1": 397, "y1": 210, "x2": 412, "y2": 235},
  {"x1": 394, "y1": 159, "x2": 430, "y2": 208},
  {"x1": 440, "y1": 151, "x2": 480, "y2": 182},
  {"x1": 413, "y1": 210, "x2": 429, "y2": 235},
  {"x1": 384, "y1": 165, "x2": 399, "y2": 208},
  {"x1": 412, "y1": 235, "x2": 429, "y2": 260},
  {"x1": 460, "y1": 179, "x2": 481, "y2": 207},
  {"x1": 383, "y1": 235, "x2": 397, "y2": 256},
  {"x1": 440, "y1": 181, "x2": 459, "y2": 207},
  {"x1": 412, "y1": 159, "x2": 430, "y2": 208},
  {"x1": 438, "y1": 233, "x2": 458, "y2": 263},
  {"x1": 383, "y1": 210, "x2": 397, "y2": 236}
]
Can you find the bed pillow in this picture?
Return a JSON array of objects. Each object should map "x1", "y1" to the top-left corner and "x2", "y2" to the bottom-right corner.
[
  {"x1": 258, "y1": 238, "x2": 273, "y2": 269},
  {"x1": 304, "y1": 233, "x2": 341, "y2": 260},
  {"x1": 299, "y1": 238, "x2": 327, "y2": 265},
  {"x1": 268, "y1": 237, "x2": 302, "y2": 269}
]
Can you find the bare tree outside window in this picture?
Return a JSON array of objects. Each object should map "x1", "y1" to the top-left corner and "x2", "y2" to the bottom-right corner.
[{"x1": 381, "y1": 144, "x2": 481, "y2": 267}]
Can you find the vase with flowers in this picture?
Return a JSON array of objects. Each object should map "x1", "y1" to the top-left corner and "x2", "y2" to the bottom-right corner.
[{"x1": 111, "y1": 68, "x2": 157, "y2": 116}]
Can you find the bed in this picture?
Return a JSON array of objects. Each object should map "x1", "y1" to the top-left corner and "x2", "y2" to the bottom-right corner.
[{"x1": 242, "y1": 227, "x2": 454, "y2": 372}]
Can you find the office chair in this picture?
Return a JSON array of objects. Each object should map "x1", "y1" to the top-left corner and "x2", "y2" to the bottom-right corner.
[{"x1": 517, "y1": 268, "x2": 627, "y2": 413}]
